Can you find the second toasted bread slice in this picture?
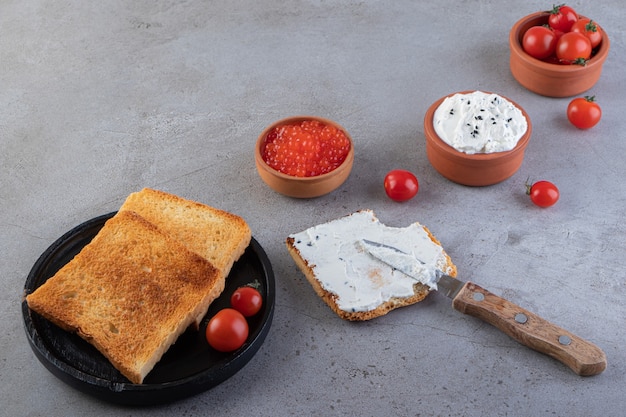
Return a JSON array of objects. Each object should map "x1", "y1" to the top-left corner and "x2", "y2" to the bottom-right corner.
[{"x1": 119, "y1": 188, "x2": 252, "y2": 326}]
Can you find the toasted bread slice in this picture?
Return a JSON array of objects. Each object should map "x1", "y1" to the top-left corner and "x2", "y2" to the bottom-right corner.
[
  {"x1": 118, "y1": 188, "x2": 252, "y2": 326},
  {"x1": 26, "y1": 211, "x2": 223, "y2": 384},
  {"x1": 286, "y1": 210, "x2": 457, "y2": 321},
  {"x1": 119, "y1": 188, "x2": 251, "y2": 271}
]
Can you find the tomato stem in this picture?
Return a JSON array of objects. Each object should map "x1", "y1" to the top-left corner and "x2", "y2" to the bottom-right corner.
[
  {"x1": 525, "y1": 177, "x2": 533, "y2": 195},
  {"x1": 585, "y1": 20, "x2": 599, "y2": 33},
  {"x1": 549, "y1": 3, "x2": 565, "y2": 14},
  {"x1": 247, "y1": 279, "x2": 262, "y2": 289}
]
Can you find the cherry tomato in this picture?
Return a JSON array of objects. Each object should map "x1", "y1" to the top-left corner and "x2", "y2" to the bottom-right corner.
[
  {"x1": 556, "y1": 32, "x2": 592, "y2": 63},
  {"x1": 526, "y1": 180, "x2": 559, "y2": 208},
  {"x1": 522, "y1": 25, "x2": 557, "y2": 60},
  {"x1": 548, "y1": 4, "x2": 578, "y2": 32},
  {"x1": 571, "y1": 19, "x2": 603, "y2": 49},
  {"x1": 551, "y1": 28, "x2": 565, "y2": 42},
  {"x1": 567, "y1": 96, "x2": 602, "y2": 129},
  {"x1": 543, "y1": 54, "x2": 567, "y2": 65},
  {"x1": 231, "y1": 286, "x2": 263, "y2": 317},
  {"x1": 205, "y1": 308, "x2": 249, "y2": 352},
  {"x1": 384, "y1": 169, "x2": 418, "y2": 202}
]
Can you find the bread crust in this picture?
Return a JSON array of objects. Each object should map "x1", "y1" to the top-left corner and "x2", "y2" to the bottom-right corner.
[
  {"x1": 286, "y1": 211, "x2": 457, "y2": 321},
  {"x1": 26, "y1": 211, "x2": 223, "y2": 384}
]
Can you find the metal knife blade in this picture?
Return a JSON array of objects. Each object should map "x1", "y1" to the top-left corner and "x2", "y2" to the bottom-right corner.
[
  {"x1": 361, "y1": 239, "x2": 436, "y2": 288},
  {"x1": 361, "y1": 238, "x2": 464, "y2": 297},
  {"x1": 360, "y1": 239, "x2": 607, "y2": 376}
]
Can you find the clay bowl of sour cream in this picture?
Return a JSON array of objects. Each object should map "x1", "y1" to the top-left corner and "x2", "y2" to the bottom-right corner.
[
  {"x1": 423, "y1": 91, "x2": 532, "y2": 187},
  {"x1": 255, "y1": 116, "x2": 354, "y2": 198}
]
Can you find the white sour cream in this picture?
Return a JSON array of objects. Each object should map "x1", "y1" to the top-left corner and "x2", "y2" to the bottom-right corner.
[
  {"x1": 288, "y1": 210, "x2": 455, "y2": 313},
  {"x1": 433, "y1": 91, "x2": 528, "y2": 154}
]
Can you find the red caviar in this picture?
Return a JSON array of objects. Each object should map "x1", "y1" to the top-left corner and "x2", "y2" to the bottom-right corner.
[{"x1": 262, "y1": 120, "x2": 351, "y2": 177}]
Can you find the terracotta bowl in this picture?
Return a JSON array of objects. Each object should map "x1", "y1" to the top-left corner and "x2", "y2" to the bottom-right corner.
[
  {"x1": 423, "y1": 91, "x2": 532, "y2": 187},
  {"x1": 255, "y1": 116, "x2": 354, "y2": 198},
  {"x1": 509, "y1": 12, "x2": 610, "y2": 98}
]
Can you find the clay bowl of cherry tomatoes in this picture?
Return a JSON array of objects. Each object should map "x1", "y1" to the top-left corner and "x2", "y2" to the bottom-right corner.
[
  {"x1": 423, "y1": 91, "x2": 532, "y2": 187},
  {"x1": 255, "y1": 115, "x2": 354, "y2": 198},
  {"x1": 509, "y1": 5, "x2": 610, "y2": 98}
]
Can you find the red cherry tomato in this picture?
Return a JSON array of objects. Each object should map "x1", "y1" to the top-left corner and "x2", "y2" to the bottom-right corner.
[
  {"x1": 231, "y1": 286, "x2": 263, "y2": 317},
  {"x1": 571, "y1": 19, "x2": 603, "y2": 49},
  {"x1": 551, "y1": 28, "x2": 565, "y2": 42},
  {"x1": 526, "y1": 180, "x2": 559, "y2": 208},
  {"x1": 567, "y1": 96, "x2": 602, "y2": 129},
  {"x1": 556, "y1": 32, "x2": 592, "y2": 63},
  {"x1": 205, "y1": 308, "x2": 249, "y2": 352},
  {"x1": 548, "y1": 4, "x2": 578, "y2": 32},
  {"x1": 522, "y1": 25, "x2": 557, "y2": 60},
  {"x1": 384, "y1": 170, "x2": 418, "y2": 202}
]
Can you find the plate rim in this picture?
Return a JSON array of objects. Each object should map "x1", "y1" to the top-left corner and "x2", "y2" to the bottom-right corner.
[{"x1": 21, "y1": 212, "x2": 275, "y2": 405}]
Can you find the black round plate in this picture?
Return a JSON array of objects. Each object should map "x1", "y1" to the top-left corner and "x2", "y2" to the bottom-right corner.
[{"x1": 22, "y1": 212, "x2": 275, "y2": 406}]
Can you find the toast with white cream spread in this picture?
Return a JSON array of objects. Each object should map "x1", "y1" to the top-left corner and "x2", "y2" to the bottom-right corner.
[{"x1": 286, "y1": 210, "x2": 457, "y2": 321}]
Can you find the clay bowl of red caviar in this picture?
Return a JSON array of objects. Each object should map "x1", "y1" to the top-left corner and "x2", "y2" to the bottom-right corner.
[
  {"x1": 255, "y1": 116, "x2": 354, "y2": 198},
  {"x1": 509, "y1": 12, "x2": 610, "y2": 97},
  {"x1": 423, "y1": 91, "x2": 532, "y2": 187}
]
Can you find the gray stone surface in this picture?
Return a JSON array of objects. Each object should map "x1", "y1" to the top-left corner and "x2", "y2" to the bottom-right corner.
[{"x1": 2, "y1": 0, "x2": 624, "y2": 415}]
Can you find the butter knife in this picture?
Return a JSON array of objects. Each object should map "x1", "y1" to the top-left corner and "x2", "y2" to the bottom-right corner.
[{"x1": 361, "y1": 239, "x2": 607, "y2": 376}]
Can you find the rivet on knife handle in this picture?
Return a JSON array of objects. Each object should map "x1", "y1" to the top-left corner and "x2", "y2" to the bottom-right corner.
[{"x1": 452, "y1": 282, "x2": 607, "y2": 376}]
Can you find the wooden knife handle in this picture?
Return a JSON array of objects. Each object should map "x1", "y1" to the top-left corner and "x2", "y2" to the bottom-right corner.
[{"x1": 452, "y1": 282, "x2": 607, "y2": 376}]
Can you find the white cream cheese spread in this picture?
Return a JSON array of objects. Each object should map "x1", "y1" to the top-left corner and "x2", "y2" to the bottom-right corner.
[
  {"x1": 288, "y1": 210, "x2": 454, "y2": 313},
  {"x1": 433, "y1": 91, "x2": 528, "y2": 154}
]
